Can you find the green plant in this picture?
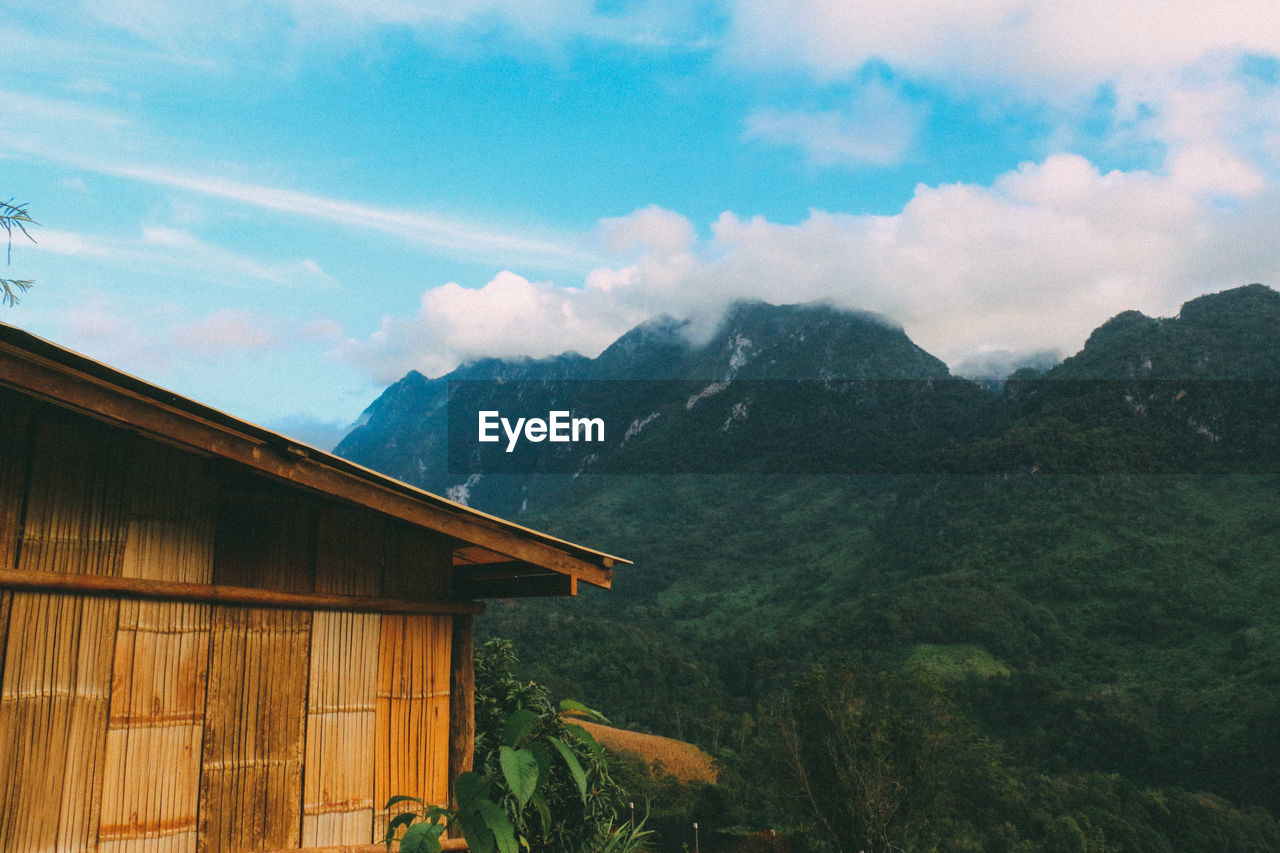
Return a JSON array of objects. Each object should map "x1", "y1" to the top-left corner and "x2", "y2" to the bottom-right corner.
[
  {"x1": 385, "y1": 640, "x2": 645, "y2": 853},
  {"x1": 1, "y1": 199, "x2": 36, "y2": 307},
  {"x1": 596, "y1": 818, "x2": 654, "y2": 853}
]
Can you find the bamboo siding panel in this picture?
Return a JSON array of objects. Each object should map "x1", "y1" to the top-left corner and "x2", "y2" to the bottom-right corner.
[
  {"x1": 302, "y1": 611, "x2": 381, "y2": 847},
  {"x1": 212, "y1": 484, "x2": 315, "y2": 593},
  {"x1": 0, "y1": 392, "x2": 30, "y2": 733},
  {"x1": 315, "y1": 509, "x2": 382, "y2": 597},
  {"x1": 121, "y1": 441, "x2": 215, "y2": 585},
  {"x1": 98, "y1": 599, "x2": 210, "y2": 853},
  {"x1": 374, "y1": 614, "x2": 452, "y2": 839},
  {"x1": 0, "y1": 388, "x2": 32, "y2": 571},
  {"x1": 199, "y1": 607, "x2": 311, "y2": 853},
  {"x1": 19, "y1": 413, "x2": 131, "y2": 577},
  {"x1": 380, "y1": 526, "x2": 452, "y2": 602},
  {"x1": 0, "y1": 592, "x2": 118, "y2": 852}
]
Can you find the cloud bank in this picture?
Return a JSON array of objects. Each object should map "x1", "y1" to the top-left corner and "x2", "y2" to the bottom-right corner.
[{"x1": 346, "y1": 149, "x2": 1280, "y2": 379}]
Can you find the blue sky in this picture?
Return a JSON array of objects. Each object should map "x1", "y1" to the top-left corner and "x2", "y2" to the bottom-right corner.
[{"x1": 4, "y1": 1, "x2": 1280, "y2": 448}]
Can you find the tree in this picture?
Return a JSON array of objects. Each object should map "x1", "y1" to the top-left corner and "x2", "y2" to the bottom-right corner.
[{"x1": 2, "y1": 199, "x2": 36, "y2": 306}]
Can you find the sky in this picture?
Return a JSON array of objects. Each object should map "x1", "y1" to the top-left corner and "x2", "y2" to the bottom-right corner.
[{"x1": 3, "y1": 1, "x2": 1280, "y2": 449}]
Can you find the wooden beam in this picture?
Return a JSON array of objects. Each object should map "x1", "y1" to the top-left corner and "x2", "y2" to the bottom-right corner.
[
  {"x1": 0, "y1": 569, "x2": 485, "y2": 615},
  {"x1": 456, "y1": 573, "x2": 577, "y2": 599},
  {"x1": 448, "y1": 615, "x2": 475, "y2": 810},
  {"x1": 263, "y1": 841, "x2": 467, "y2": 852},
  {"x1": 453, "y1": 562, "x2": 534, "y2": 581},
  {"x1": 0, "y1": 336, "x2": 621, "y2": 589}
]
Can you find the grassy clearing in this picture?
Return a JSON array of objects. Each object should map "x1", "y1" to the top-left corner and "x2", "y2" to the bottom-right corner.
[{"x1": 575, "y1": 720, "x2": 717, "y2": 784}]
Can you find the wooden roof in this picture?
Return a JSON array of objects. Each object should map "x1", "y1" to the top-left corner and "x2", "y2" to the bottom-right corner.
[{"x1": 0, "y1": 322, "x2": 625, "y2": 596}]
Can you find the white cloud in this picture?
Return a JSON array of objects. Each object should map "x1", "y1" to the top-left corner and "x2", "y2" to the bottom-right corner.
[
  {"x1": 1, "y1": 86, "x2": 597, "y2": 271},
  {"x1": 346, "y1": 151, "x2": 1280, "y2": 381},
  {"x1": 722, "y1": 0, "x2": 1280, "y2": 88},
  {"x1": 35, "y1": 225, "x2": 336, "y2": 288},
  {"x1": 68, "y1": 0, "x2": 712, "y2": 65},
  {"x1": 723, "y1": 1, "x2": 1280, "y2": 179},
  {"x1": 97, "y1": 162, "x2": 600, "y2": 270},
  {"x1": 0, "y1": 89, "x2": 133, "y2": 146},
  {"x1": 344, "y1": 269, "x2": 648, "y2": 382},
  {"x1": 265, "y1": 413, "x2": 353, "y2": 452},
  {"x1": 743, "y1": 79, "x2": 927, "y2": 166},
  {"x1": 174, "y1": 309, "x2": 277, "y2": 356},
  {"x1": 595, "y1": 204, "x2": 698, "y2": 259},
  {"x1": 300, "y1": 317, "x2": 344, "y2": 343},
  {"x1": 51, "y1": 300, "x2": 294, "y2": 379}
]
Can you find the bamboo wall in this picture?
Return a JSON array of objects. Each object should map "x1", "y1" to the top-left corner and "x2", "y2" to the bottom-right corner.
[{"x1": 0, "y1": 390, "x2": 464, "y2": 853}]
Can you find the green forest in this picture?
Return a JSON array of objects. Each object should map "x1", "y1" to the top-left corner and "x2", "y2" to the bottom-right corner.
[
  {"x1": 484, "y1": 471, "x2": 1280, "y2": 851},
  {"x1": 346, "y1": 284, "x2": 1280, "y2": 851}
]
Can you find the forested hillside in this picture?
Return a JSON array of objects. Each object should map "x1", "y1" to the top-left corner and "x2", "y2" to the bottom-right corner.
[{"x1": 339, "y1": 284, "x2": 1280, "y2": 851}]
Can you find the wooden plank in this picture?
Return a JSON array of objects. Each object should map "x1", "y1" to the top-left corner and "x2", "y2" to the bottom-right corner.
[
  {"x1": 0, "y1": 592, "x2": 118, "y2": 852},
  {"x1": 198, "y1": 606, "x2": 311, "y2": 853},
  {"x1": 302, "y1": 611, "x2": 380, "y2": 847},
  {"x1": 448, "y1": 615, "x2": 474, "y2": 810},
  {"x1": 456, "y1": 573, "x2": 577, "y2": 599},
  {"x1": 0, "y1": 341, "x2": 621, "y2": 588},
  {"x1": 374, "y1": 615, "x2": 452, "y2": 840},
  {"x1": 98, "y1": 599, "x2": 210, "y2": 853},
  {"x1": 0, "y1": 570, "x2": 485, "y2": 615},
  {"x1": 263, "y1": 840, "x2": 468, "y2": 853}
]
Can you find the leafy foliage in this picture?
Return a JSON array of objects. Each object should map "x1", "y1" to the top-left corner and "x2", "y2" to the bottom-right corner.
[
  {"x1": 1, "y1": 199, "x2": 36, "y2": 307},
  {"x1": 386, "y1": 639, "x2": 645, "y2": 853}
]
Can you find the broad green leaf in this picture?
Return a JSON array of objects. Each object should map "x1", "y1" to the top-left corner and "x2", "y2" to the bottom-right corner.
[
  {"x1": 400, "y1": 821, "x2": 445, "y2": 853},
  {"x1": 529, "y1": 742, "x2": 552, "y2": 781},
  {"x1": 475, "y1": 798, "x2": 518, "y2": 853},
  {"x1": 559, "y1": 699, "x2": 610, "y2": 724},
  {"x1": 502, "y1": 709, "x2": 541, "y2": 748},
  {"x1": 548, "y1": 735, "x2": 588, "y2": 802},
  {"x1": 457, "y1": 809, "x2": 496, "y2": 853},
  {"x1": 455, "y1": 770, "x2": 490, "y2": 807},
  {"x1": 531, "y1": 790, "x2": 552, "y2": 836},
  {"x1": 499, "y1": 745, "x2": 539, "y2": 809},
  {"x1": 385, "y1": 794, "x2": 425, "y2": 810},
  {"x1": 563, "y1": 723, "x2": 598, "y2": 749},
  {"x1": 384, "y1": 810, "x2": 419, "y2": 844}
]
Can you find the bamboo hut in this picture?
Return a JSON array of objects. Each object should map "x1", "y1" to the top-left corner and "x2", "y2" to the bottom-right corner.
[{"x1": 0, "y1": 323, "x2": 624, "y2": 853}]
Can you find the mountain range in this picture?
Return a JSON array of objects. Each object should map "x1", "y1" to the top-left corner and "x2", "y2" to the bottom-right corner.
[
  {"x1": 337, "y1": 284, "x2": 1279, "y2": 509},
  {"x1": 335, "y1": 283, "x2": 1280, "y2": 851}
]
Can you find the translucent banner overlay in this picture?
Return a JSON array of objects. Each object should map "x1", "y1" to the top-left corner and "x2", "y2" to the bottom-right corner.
[{"x1": 446, "y1": 379, "x2": 1280, "y2": 475}]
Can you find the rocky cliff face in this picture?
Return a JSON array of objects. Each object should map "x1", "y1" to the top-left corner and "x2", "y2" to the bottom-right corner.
[{"x1": 334, "y1": 299, "x2": 979, "y2": 514}]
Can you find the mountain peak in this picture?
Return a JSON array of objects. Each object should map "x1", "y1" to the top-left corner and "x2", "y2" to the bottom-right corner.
[
  {"x1": 696, "y1": 299, "x2": 947, "y2": 381},
  {"x1": 592, "y1": 314, "x2": 693, "y2": 378},
  {"x1": 1053, "y1": 283, "x2": 1280, "y2": 379},
  {"x1": 1176, "y1": 282, "x2": 1280, "y2": 327}
]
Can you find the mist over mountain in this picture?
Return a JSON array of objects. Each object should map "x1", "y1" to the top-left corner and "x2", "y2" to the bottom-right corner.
[
  {"x1": 336, "y1": 299, "x2": 982, "y2": 512},
  {"x1": 337, "y1": 285, "x2": 1278, "y2": 510}
]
